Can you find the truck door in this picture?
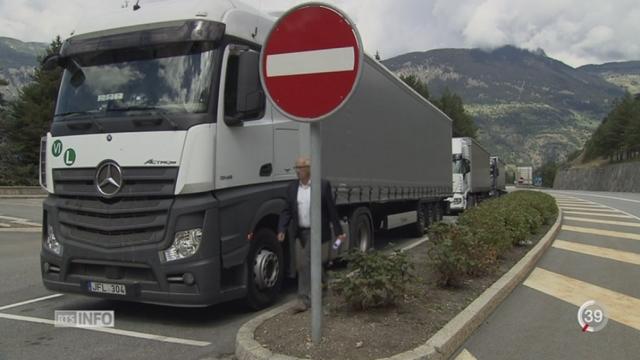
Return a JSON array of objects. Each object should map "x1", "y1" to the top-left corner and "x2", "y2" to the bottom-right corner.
[{"x1": 215, "y1": 45, "x2": 274, "y2": 189}]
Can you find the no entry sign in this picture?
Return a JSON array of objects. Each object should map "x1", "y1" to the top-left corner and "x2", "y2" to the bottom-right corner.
[{"x1": 260, "y1": 4, "x2": 363, "y2": 122}]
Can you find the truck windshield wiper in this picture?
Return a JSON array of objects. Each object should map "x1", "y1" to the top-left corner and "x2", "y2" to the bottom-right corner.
[
  {"x1": 106, "y1": 106, "x2": 179, "y2": 130},
  {"x1": 56, "y1": 111, "x2": 105, "y2": 132}
]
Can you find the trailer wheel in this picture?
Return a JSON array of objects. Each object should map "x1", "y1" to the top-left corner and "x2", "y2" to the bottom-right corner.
[
  {"x1": 349, "y1": 207, "x2": 374, "y2": 252},
  {"x1": 410, "y1": 203, "x2": 427, "y2": 237},
  {"x1": 246, "y1": 228, "x2": 284, "y2": 310}
]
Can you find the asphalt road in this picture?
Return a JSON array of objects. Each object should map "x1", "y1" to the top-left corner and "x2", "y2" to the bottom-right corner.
[
  {"x1": 453, "y1": 189, "x2": 640, "y2": 360},
  {"x1": 0, "y1": 197, "x2": 429, "y2": 360}
]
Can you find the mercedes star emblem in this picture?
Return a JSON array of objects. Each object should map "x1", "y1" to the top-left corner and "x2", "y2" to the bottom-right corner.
[{"x1": 95, "y1": 161, "x2": 123, "y2": 197}]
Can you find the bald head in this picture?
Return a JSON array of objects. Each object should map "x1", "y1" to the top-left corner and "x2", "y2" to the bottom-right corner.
[{"x1": 294, "y1": 157, "x2": 311, "y2": 183}]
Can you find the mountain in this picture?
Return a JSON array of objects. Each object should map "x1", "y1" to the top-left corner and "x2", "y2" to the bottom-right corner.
[
  {"x1": 0, "y1": 37, "x2": 48, "y2": 100},
  {"x1": 382, "y1": 46, "x2": 626, "y2": 166},
  {"x1": 579, "y1": 61, "x2": 640, "y2": 95}
]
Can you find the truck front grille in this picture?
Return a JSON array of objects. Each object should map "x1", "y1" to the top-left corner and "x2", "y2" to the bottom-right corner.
[{"x1": 52, "y1": 167, "x2": 178, "y2": 248}]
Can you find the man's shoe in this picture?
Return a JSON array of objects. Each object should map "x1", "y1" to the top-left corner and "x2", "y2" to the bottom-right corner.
[{"x1": 289, "y1": 301, "x2": 309, "y2": 314}]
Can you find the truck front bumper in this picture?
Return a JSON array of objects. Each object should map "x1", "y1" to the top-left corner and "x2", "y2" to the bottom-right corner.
[{"x1": 40, "y1": 193, "x2": 238, "y2": 307}]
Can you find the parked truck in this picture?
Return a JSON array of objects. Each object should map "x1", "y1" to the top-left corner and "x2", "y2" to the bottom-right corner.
[
  {"x1": 490, "y1": 156, "x2": 506, "y2": 196},
  {"x1": 39, "y1": 0, "x2": 453, "y2": 309},
  {"x1": 516, "y1": 166, "x2": 533, "y2": 186},
  {"x1": 448, "y1": 137, "x2": 492, "y2": 211}
]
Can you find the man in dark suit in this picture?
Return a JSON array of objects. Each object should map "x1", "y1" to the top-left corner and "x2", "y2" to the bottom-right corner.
[{"x1": 277, "y1": 157, "x2": 346, "y2": 313}]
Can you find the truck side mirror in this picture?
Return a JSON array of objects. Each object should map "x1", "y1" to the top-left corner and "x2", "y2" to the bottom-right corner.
[
  {"x1": 42, "y1": 54, "x2": 61, "y2": 71},
  {"x1": 224, "y1": 49, "x2": 265, "y2": 127}
]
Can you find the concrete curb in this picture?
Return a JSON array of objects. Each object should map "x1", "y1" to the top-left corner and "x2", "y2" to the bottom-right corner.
[{"x1": 235, "y1": 210, "x2": 563, "y2": 360}]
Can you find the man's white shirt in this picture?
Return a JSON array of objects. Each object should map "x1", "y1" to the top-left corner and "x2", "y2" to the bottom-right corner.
[{"x1": 297, "y1": 181, "x2": 311, "y2": 228}]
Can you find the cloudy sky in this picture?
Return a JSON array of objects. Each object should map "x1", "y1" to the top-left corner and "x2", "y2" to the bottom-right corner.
[{"x1": 1, "y1": 0, "x2": 638, "y2": 67}]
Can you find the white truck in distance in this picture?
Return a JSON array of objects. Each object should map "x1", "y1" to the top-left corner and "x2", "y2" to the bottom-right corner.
[
  {"x1": 517, "y1": 166, "x2": 533, "y2": 186},
  {"x1": 448, "y1": 137, "x2": 493, "y2": 212},
  {"x1": 39, "y1": 0, "x2": 453, "y2": 308}
]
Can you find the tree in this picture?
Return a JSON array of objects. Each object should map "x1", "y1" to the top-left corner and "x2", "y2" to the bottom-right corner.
[
  {"x1": 0, "y1": 37, "x2": 63, "y2": 185},
  {"x1": 434, "y1": 88, "x2": 477, "y2": 138},
  {"x1": 399, "y1": 74, "x2": 429, "y2": 100},
  {"x1": 535, "y1": 161, "x2": 558, "y2": 188},
  {"x1": 399, "y1": 76, "x2": 477, "y2": 139}
]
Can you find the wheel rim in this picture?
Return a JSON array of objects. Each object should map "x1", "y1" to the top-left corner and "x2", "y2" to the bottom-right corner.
[{"x1": 253, "y1": 248, "x2": 279, "y2": 290}]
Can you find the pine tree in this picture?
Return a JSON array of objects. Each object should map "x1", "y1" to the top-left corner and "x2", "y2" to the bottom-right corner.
[
  {"x1": 434, "y1": 88, "x2": 477, "y2": 138},
  {"x1": 0, "y1": 37, "x2": 63, "y2": 185},
  {"x1": 399, "y1": 74, "x2": 430, "y2": 100}
]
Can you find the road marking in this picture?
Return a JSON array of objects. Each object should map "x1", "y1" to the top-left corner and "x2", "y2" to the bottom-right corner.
[
  {"x1": 557, "y1": 204, "x2": 607, "y2": 209},
  {"x1": 562, "y1": 225, "x2": 640, "y2": 241},
  {"x1": 552, "y1": 192, "x2": 640, "y2": 204},
  {"x1": 564, "y1": 216, "x2": 640, "y2": 228},
  {"x1": 556, "y1": 202, "x2": 599, "y2": 206},
  {"x1": 0, "y1": 227, "x2": 42, "y2": 233},
  {"x1": 563, "y1": 211, "x2": 633, "y2": 219},
  {"x1": 0, "y1": 215, "x2": 41, "y2": 227},
  {"x1": 454, "y1": 349, "x2": 478, "y2": 360},
  {"x1": 0, "y1": 294, "x2": 64, "y2": 311},
  {"x1": 266, "y1": 46, "x2": 355, "y2": 77},
  {"x1": 0, "y1": 313, "x2": 212, "y2": 347},
  {"x1": 553, "y1": 240, "x2": 640, "y2": 266},
  {"x1": 523, "y1": 268, "x2": 640, "y2": 331},
  {"x1": 559, "y1": 206, "x2": 622, "y2": 213}
]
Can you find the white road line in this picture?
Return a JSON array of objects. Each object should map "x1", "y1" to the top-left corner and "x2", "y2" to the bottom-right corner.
[
  {"x1": 553, "y1": 239, "x2": 640, "y2": 266},
  {"x1": 399, "y1": 235, "x2": 430, "y2": 253},
  {"x1": 266, "y1": 46, "x2": 355, "y2": 77},
  {"x1": 0, "y1": 294, "x2": 64, "y2": 311},
  {"x1": 562, "y1": 225, "x2": 640, "y2": 241},
  {"x1": 0, "y1": 313, "x2": 211, "y2": 347},
  {"x1": 559, "y1": 206, "x2": 622, "y2": 213},
  {"x1": 564, "y1": 216, "x2": 640, "y2": 228},
  {"x1": 0, "y1": 215, "x2": 41, "y2": 227},
  {"x1": 563, "y1": 211, "x2": 633, "y2": 219},
  {"x1": 0, "y1": 227, "x2": 42, "y2": 233},
  {"x1": 552, "y1": 191, "x2": 640, "y2": 204},
  {"x1": 454, "y1": 349, "x2": 479, "y2": 360}
]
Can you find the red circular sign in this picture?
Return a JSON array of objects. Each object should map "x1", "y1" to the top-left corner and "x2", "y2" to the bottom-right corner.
[{"x1": 260, "y1": 4, "x2": 363, "y2": 122}]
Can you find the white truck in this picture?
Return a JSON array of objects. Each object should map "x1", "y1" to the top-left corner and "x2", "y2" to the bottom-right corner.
[
  {"x1": 39, "y1": 0, "x2": 452, "y2": 308},
  {"x1": 448, "y1": 137, "x2": 492, "y2": 211},
  {"x1": 517, "y1": 166, "x2": 533, "y2": 186}
]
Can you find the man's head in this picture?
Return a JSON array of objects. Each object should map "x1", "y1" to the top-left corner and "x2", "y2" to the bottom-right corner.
[{"x1": 294, "y1": 157, "x2": 311, "y2": 183}]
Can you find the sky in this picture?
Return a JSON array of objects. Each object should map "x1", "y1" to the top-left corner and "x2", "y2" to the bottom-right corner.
[{"x1": 1, "y1": 0, "x2": 639, "y2": 67}]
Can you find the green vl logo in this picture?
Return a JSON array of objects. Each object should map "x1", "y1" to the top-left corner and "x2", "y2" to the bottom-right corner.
[
  {"x1": 63, "y1": 149, "x2": 76, "y2": 166},
  {"x1": 52, "y1": 140, "x2": 63, "y2": 157}
]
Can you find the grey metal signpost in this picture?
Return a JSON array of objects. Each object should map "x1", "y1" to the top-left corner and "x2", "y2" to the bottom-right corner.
[{"x1": 259, "y1": 3, "x2": 363, "y2": 345}]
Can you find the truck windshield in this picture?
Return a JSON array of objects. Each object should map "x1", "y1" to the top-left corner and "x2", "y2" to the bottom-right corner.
[{"x1": 54, "y1": 42, "x2": 217, "y2": 119}]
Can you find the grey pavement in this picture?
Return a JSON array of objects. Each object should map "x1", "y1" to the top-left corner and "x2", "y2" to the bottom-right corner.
[
  {"x1": 452, "y1": 189, "x2": 640, "y2": 360},
  {"x1": 0, "y1": 197, "x2": 427, "y2": 360}
]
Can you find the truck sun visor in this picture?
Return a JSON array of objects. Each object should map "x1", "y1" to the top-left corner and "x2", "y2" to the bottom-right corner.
[{"x1": 60, "y1": 20, "x2": 225, "y2": 57}]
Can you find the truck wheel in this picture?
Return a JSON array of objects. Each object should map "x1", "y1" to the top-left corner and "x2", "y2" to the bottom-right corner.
[
  {"x1": 433, "y1": 203, "x2": 443, "y2": 222},
  {"x1": 349, "y1": 207, "x2": 373, "y2": 252},
  {"x1": 410, "y1": 203, "x2": 427, "y2": 237},
  {"x1": 246, "y1": 228, "x2": 284, "y2": 310}
]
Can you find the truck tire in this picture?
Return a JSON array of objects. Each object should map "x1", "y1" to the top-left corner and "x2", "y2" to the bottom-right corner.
[
  {"x1": 349, "y1": 207, "x2": 374, "y2": 252},
  {"x1": 246, "y1": 228, "x2": 284, "y2": 310},
  {"x1": 410, "y1": 203, "x2": 427, "y2": 237}
]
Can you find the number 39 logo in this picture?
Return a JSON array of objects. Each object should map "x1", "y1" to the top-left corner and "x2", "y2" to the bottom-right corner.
[{"x1": 577, "y1": 300, "x2": 608, "y2": 333}]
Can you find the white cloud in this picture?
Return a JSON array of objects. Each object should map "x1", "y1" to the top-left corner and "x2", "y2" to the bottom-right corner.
[{"x1": 0, "y1": 0, "x2": 639, "y2": 67}]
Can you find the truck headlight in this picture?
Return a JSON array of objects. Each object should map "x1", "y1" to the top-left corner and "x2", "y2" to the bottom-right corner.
[
  {"x1": 162, "y1": 229, "x2": 202, "y2": 262},
  {"x1": 45, "y1": 225, "x2": 63, "y2": 255}
]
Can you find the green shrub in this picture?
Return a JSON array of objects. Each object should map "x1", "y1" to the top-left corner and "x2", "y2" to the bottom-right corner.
[
  {"x1": 428, "y1": 222, "x2": 498, "y2": 285},
  {"x1": 333, "y1": 249, "x2": 414, "y2": 310},
  {"x1": 428, "y1": 191, "x2": 558, "y2": 287}
]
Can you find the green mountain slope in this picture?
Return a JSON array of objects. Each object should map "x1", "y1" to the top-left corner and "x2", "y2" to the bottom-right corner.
[{"x1": 382, "y1": 46, "x2": 626, "y2": 166}]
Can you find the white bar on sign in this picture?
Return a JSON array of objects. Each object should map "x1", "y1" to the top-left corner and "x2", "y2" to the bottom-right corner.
[{"x1": 266, "y1": 46, "x2": 355, "y2": 77}]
